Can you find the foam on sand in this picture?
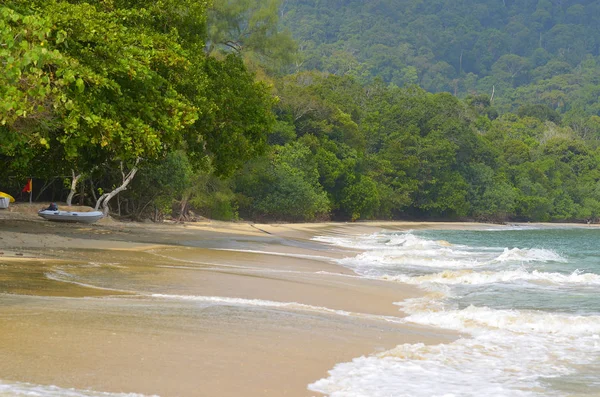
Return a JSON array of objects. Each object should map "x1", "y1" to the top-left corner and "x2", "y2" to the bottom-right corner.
[
  {"x1": 310, "y1": 296, "x2": 600, "y2": 397},
  {"x1": 148, "y1": 294, "x2": 405, "y2": 324},
  {"x1": 0, "y1": 380, "x2": 156, "y2": 397}
]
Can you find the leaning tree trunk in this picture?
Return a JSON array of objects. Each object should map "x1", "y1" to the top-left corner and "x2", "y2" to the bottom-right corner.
[
  {"x1": 66, "y1": 170, "x2": 82, "y2": 207},
  {"x1": 177, "y1": 194, "x2": 190, "y2": 223},
  {"x1": 95, "y1": 160, "x2": 139, "y2": 217}
]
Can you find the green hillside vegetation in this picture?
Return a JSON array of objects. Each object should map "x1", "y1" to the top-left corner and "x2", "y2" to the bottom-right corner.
[
  {"x1": 235, "y1": 72, "x2": 600, "y2": 222},
  {"x1": 2, "y1": 0, "x2": 600, "y2": 223},
  {"x1": 281, "y1": 0, "x2": 600, "y2": 118}
]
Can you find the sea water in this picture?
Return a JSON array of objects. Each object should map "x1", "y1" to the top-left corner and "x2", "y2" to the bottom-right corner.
[{"x1": 309, "y1": 226, "x2": 600, "y2": 397}]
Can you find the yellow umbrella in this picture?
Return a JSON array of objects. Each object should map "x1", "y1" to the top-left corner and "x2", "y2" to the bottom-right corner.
[{"x1": 0, "y1": 192, "x2": 15, "y2": 203}]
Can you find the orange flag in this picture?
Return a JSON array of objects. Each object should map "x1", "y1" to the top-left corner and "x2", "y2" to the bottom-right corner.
[{"x1": 22, "y1": 179, "x2": 32, "y2": 193}]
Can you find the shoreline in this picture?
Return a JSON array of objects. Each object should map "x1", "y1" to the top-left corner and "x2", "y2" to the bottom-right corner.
[{"x1": 0, "y1": 209, "x2": 587, "y2": 396}]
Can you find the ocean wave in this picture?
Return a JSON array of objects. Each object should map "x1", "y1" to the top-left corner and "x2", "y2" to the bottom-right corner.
[
  {"x1": 385, "y1": 269, "x2": 600, "y2": 286},
  {"x1": 308, "y1": 329, "x2": 592, "y2": 397},
  {"x1": 338, "y1": 250, "x2": 488, "y2": 270},
  {"x1": 318, "y1": 232, "x2": 567, "y2": 272},
  {"x1": 309, "y1": 343, "x2": 541, "y2": 397},
  {"x1": 310, "y1": 297, "x2": 600, "y2": 397},
  {"x1": 314, "y1": 232, "x2": 449, "y2": 251},
  {"x1": 399, "y1": 296, "x2": 600, "y2": 336},
  {"x1": 493, "y1": 247, "x2": 566, "y2": 263},
  {"x1": 311, "y1": 229, "x2": 599, "y2": 396}
]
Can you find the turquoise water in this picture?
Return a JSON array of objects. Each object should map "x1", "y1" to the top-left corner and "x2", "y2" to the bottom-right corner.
[
  {"x1": 419, "y1": 228, "x2": 600, "y2": 315},
  {"x1": 310, "y1": 226, "x2": 600, "y2": 397}
]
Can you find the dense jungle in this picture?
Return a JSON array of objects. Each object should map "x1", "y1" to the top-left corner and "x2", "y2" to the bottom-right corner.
[{"x1": 2, "y1": 0, "x2": 600, "y2": 222}]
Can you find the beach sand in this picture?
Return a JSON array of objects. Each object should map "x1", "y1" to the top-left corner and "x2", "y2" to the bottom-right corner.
[{"x1": 0, "y1": 206, "x2": 464, "y2": 396}]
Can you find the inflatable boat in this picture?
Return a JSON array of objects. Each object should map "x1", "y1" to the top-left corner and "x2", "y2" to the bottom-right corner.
[{"x1": 38, "y1": 210, "x2": 104, "y2": 224}]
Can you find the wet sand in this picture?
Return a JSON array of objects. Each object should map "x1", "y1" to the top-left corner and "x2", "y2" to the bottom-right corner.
[{"x1": 0, "y1": 208, "x2": 466, "y2": 396}]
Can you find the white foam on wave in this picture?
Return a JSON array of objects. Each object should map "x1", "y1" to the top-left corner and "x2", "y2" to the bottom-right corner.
[
  {"x1": 400, "y1": 296, "x2": 600, "y2": 335},
  {"x1": 310, "y1": 296, "x2": 600, "y2": 397},
  {"x1": 480, "y1": 225, "x2": 552, "y2": 231},
  {"x1": 317, "y1": 232, "x2": 566, "y2": 273},
  {"x1": 309, "y1": 342, "x2": 542, "y2": 397},
  {"x1": 386, "y1": 268, "x2": 600, "y2": 286},
  {"x1": 308, "y1": 330, "x2": 596, "y2": 397},
  {"x1": 494, "y1": 247, "x2": 567, "y2": 263},
  {"x1": 339, "y1": 250, "x2": 488, "y2": 270},
  {"x1": 309, "y1": 231, "x2": 600, "y2": 396},
  {"x1": 314, "y1": 232, "x2": 446, "y2": 251},
  {"x1": 0, "y1": 380, "x2": 156, "y2": 397}
]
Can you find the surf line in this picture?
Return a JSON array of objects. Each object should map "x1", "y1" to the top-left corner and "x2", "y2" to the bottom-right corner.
[{"x1": 149, "y1": 293, "x2": 406, "y2": 324}]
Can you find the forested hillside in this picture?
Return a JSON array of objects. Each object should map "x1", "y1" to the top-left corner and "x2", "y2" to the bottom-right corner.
[
  {"x1": 3, "y1": 0, "x2": 600, "y2": 224},
  {"x1": 232, "y1": 73, "x2": 600, "y2": 222},
  {"x1": 281, "y1": 0, "x2": 600, "y2": 116}
]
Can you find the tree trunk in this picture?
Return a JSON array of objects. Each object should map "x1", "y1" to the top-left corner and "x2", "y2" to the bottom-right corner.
[
  {"x1": 66, "y1": 170, "x2": 82, "y2": 206},
  {"x1": 177, "y1": 197, "x2": 189, "y2": 223},
  {"x1": 90, "y1": 179, "x2": 98, "y2": 203},
  {"x1": 79, "y1": 179, "x2": 85, "y2": 206},
  {"x1": 94, "y1": 160, "x2": 139, "y2": 216}
]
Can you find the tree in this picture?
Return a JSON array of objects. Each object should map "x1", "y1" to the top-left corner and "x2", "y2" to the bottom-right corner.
[
  {"x1": 491, "y1": 54, "x2": 531, "y2": 86},
  {"x1": 206, "y1": 0, "x2": 297, "y2": 72},
  {"x1": 340, "y1": 175, "x2": 379, "y2": 221},
  {"x1": 2, "y1": 1, "x2": 274, "y2": 217},
  {"x1": 126, "y1": 151, "x2": 193, "y2": 221},
  {"x1": 190, "y1": 54, "x2": 276, "y2": 177},
  {"x1": 235, "y1": 142, "x2": 330, "y2": 221},
  {"x1": 517, "y1": 104, "x2": 561, "y2": 123},
  {"x1": 1, "y1": 2, "x2": 197, "y2": 209},
  {"x1": 0, "y1": 6, "x2": 72, "y2": 170}
]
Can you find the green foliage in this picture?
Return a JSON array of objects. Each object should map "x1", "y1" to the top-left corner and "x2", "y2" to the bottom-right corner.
[
  {"x1": 192, "y1": 54, "x2": 276, "y2": 176},
  {"x1": 235, "y1": 142, "x2": 330, "y2": 221},
  {"x1": 0, "y1": 1, "x2": 199, "y2": 171},
  {"x1": 6, "y1": 0, "x2": 600, "y2": 224},
  {"x1": 206, "y1": 0, "x2": 297, "y2": 72},
  {"x1": 241, "y1": 71, "x2": 600, "y2": 223},
  {"x1": 129, "y1": 151, "x2": 193, "y2": 219},
  {"x1": 0, "y1": 6, "x2": 71, "y2": 170},
  {"x1": 280, "y1": 0, "x2": 600, "y2": 118},
  {"x1": 517, "y1": 104, "x2": 561, "y2": 123},
  {"x1": 340, "y1": 176, "x2": 379, "y2": 221},
  {"x1": 1, "y1": 0, "x2": 274, "y2": 219},
  {"x1": 187, "y1": 167, "x2": 239, "y2": 221}
]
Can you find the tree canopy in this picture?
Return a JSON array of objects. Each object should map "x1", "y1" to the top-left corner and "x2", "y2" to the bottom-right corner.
[
  {"x1": 3, "y1": 0, "x2": 600, "y2": 224},
  {"x1": 1, "y1": 0, "x2": 275, "y2": 210},
  {"x1": 280, "y1": 0, "x2": 600, "y2": 116}
]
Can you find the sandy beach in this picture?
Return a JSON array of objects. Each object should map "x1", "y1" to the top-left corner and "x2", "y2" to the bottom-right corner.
[{"x1": 0, "y1": 205, "x2": 467, "y2": 396}]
